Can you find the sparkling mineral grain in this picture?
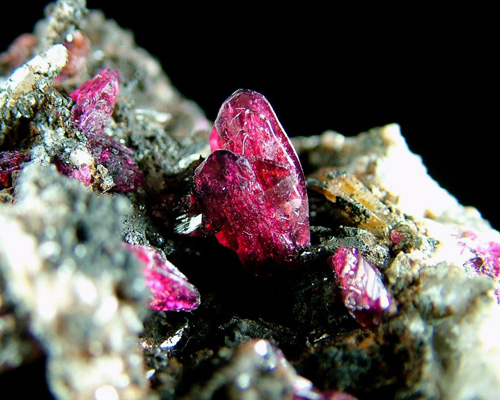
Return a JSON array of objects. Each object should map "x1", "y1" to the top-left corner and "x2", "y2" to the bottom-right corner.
[
  {"x1": 125, "y1": 244, "x2": 200, "y2": 311},
  {"x1": 193, "y1": 89, "x2": 310, "y2": 273},
  {"x1": 328, "y1": 247, "x2": 393, "y2": 328}
]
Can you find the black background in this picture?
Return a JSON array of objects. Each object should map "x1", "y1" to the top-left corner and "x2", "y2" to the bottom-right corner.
[{"x1": 1, "y1": 2, "x2": 497, "y2": 229}]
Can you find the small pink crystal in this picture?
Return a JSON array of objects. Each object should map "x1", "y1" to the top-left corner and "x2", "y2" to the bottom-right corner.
[
  {"x1": 0, "y1": 33, "x2": 37, "y2": 69},
  {"x1": 125, "y1": 244, "x2": 200, "y2": 312},
  {"x1": 328, "y1": 247, "x2": 393, "y2": 328},
  {"x1": 55, "y1": 159, "x2": 92, "y2": 187},
  {"x1": 88, "y1": 133, "x2": 145, "y2": 192},
  {"x1": 70, "y1": 68, "x2": 120, "y2": 135},
  {"x1": 193, "y1": 89, "x2": 310, "y2": 274},
  {"x1": 68, "y1": 69, "x2": 144, "y2": 192},
  {"x1": 0, "y1": 151, "x2": 29, "y2": 188},
  {"x1": 57, "y1": 31, "x2": 90, "y2": 81},
  {"x1": 453, "y1": 228, "x2": 500, "y2": 302}
]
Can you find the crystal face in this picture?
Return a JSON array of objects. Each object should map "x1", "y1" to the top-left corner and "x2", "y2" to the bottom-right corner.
[
  {"x1": 125, "y1": 244, "x2": 200, "y2": 312},
  {"x1": 193, "y1": 89, "x2": 310, "y2": 274},
  {"x1": 66, "y1": 68, "x2": 144, "y2": 191},
  {"x1": 70, "y1": 68, "x2": 120, "y2": 135},
  {"x1": 328, "y1": 247, "x2": 393, "y2": 328}
]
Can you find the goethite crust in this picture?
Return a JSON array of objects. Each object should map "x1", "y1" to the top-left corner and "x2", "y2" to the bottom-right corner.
[
  {"x1": 2, "y1": 2, "x2": 500, "y2": 400},
  {"x1": 193, "y1": 89, "x2": 310, "y2": 274}
]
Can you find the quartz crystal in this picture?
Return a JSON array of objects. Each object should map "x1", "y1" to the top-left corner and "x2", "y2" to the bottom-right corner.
[
  {"x1": 125, "y1": 244, "x2": 200, "y2": 311},
  {"x1": 193, "y1": 89, "x2": 310, "y2": 273},
  {"x1": 328, "y1": 247, "x2": 393, "y2": 328}
]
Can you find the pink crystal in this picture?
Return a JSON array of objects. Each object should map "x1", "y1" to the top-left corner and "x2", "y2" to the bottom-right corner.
[
  {"x1": 55, "y1": 159, "x2": 92, "y2": 186},
  {"x1": 193, "y1": 89, "x2": 310, "y2": 274},
  {"x1": 70, "y1": 68, "x2": 120, "y2": 135},
  {"x1": 88, "y1": 133, "x2": 145, "y2": 192},
  {"x1": 0, "y1": 151, "x2": 29, "y2": 188},
  {"x1": 69, "y1": 69, "x2": 144, "y2": 192},
  {"x1": 125, "y1": 244, "x2": 200, "y2": 312},
  {"x1": 328, "y1": 247, "x2": 393, "y2": 328}
]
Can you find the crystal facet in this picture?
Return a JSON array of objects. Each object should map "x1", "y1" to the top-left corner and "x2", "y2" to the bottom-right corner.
[
  {"x1": 125, "y1": 244, "x2": 200, "y2": 312},
  {"x1": 193, "y1": 89, "x2": 310, "y2": 273},
  {"x1": 70, "y1": 68, "x2": 120, "y2": 135},
  {"x1": 328, "y1": 247, "x2": 393, "y2": 328}
]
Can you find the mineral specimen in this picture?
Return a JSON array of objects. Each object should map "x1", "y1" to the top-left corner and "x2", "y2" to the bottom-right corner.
[
  {"x1": 2, "y1": 2, "x2": 500, "y2": 400},
  {"x1": 125, "y1": 244, "x2": 200, "y2": 312},
  {"x1": 192, "y1": 89, "x2": 310, "y2": 274},
  {"x1": 328, "y1": 247, "x2": 394, "y2": 328}
]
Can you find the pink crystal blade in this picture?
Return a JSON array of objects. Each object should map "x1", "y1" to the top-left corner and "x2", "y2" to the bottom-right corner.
[
  {"x1": 70, "y1": 68, "x2": 120, "y2": 135},
  {"x1": 125, "y1": 244, "x2": 200, "y2": 311},
  {"x1": 194, "y1": 89, "x2": 310, "y2": 273},
  {"x1": 328, "y1": 247, "x2": 392, "y2": 328}
]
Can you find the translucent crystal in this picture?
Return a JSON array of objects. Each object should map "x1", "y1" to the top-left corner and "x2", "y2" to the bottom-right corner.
[
  {"x1": 328, "y1": 247, "x2": 393, "y2": 328},
  {"x1": 125, "y1": 244, "x2": 200, "y2": 311},
  {"x1": 68, "y1": 68, "x2": 144, "y2": 191},
  {"x1": 193, "y1": 89, "x2": 310, "y2": 274}
]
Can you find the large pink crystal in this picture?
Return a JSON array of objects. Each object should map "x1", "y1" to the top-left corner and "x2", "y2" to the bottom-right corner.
[
  {"x1": 193, "y1": 89, "x2": 310, "y2": 274},
  {"x1": 67, "y1": 68, "x2": 144, "y2": 192},
  {"x1": 328, "y1": 247, "x2": 393, "y2": 328},
  {"x1": 125, "y1": 244, "x2": 200, "y2": 312}
]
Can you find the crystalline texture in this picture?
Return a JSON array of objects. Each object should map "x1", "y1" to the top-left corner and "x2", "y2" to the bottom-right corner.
[
  {"x1": 193, "y1": 89, "x2": 310, "y2": 274},
  {"x1": 328, "y1": 247, "x2": 393, "y2": 328},
  {"x1": 125, "y1": 244, "x2": 200, "y2": 311}
]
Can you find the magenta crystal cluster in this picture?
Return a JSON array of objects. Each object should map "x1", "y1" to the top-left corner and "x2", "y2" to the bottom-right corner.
[
  {"x1": 125, "y1": 244, "x2": 200, "y2": 312},
  {"x1": 328, "y1": 247, "x2": 393, "y2": 328},
  {"x1": 192, "y1": 89, "x2": 310, "y2": 274},
  {"x1": 59, "y1": 68, "x2": 144, "y2": 191}
]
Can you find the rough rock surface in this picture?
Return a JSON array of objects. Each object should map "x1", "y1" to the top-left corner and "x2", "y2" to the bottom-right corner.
[{"x1": 1, "y1": 1, "x2": 500, "y2": 400}]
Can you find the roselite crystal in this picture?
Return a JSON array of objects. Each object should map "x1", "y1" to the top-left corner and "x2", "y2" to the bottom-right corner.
[
  {"x1": 66, "y1": 68, "x2": 144, "y2": 191},
  {"x1": 328, "y1": 247, "x2": 393, "y2": 328},
  {"x1": 193, "y1": 89, "x2": 310, "y2": 273},
  {"x1": 70, "y1": 68, "x2": 120, "y2": 135},
  {"x1": 125, "y1": 244, "x2": 200, "y2": 312}
]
